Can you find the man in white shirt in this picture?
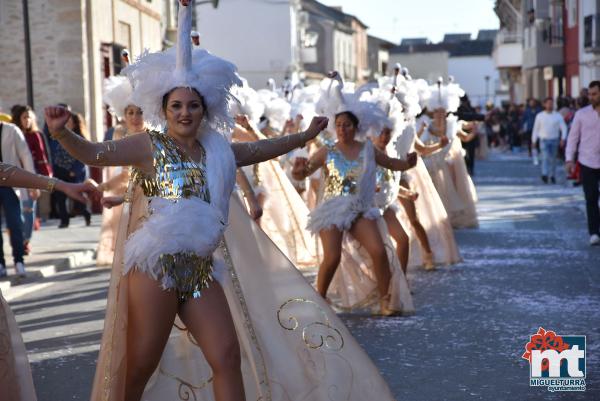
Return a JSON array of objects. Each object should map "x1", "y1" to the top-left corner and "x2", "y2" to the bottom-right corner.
[
  {"x1": 0, "y1": 121, "x2": 35, "y2": 277},
  {"x1": 532, "y1": 97, "x2": 568, "y2": 183}
]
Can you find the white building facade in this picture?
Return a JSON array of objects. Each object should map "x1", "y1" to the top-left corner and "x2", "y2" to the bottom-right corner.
[
  {"x1": 196, "y1": 0, "x2": 302, "y2": 89},
  {"x1": 579, "y1": 0, "x2": 600, "y2": 85},
  {"x1": 449, "y1": 55, "x2": 502, "y2": 107}
]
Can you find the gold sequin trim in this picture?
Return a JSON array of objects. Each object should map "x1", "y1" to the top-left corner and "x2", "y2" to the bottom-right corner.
[
  {"x1": 221, "y1": 240, "x2": 272, "y2": 400},
  {"x1": 159, "y1": 252, "x2": 214, "y2": 303}
]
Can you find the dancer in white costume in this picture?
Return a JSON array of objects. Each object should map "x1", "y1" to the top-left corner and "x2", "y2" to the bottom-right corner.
[
  {"x1": 231, "y1": 85, "x2": 317, "y2": 267},
  {"x1": 421, "y1": 79, "x2": 479, "y2": 229},
  {"x1": 96, "y1": 64, "x2": 147, "y2": 266},
  {"x1": 388, "y1": 72, "x2": 463, "y2": 268},
  {"x1": 0, "y1": 163, "x2": 97, "y2": 401},
  {"x1": 44, "y1": 2, "x2": 396, "y2": 400},
  {"x1": 293, "y1": 71, "x2": 417, "y2": 316}
]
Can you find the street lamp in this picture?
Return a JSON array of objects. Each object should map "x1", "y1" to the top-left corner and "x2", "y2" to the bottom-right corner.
[{"x1": 484, "y1": 75, "x2": 490, "y2": 103}]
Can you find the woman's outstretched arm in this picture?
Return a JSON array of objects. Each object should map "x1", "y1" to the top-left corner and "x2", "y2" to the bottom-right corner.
[
  {"x1": 414, "y1": 136, "x2": 449, "y2": 156},
  {"x1": 0, "y1": 162, "x2": 98, "y2": 202},
  {"x1": 291, "y1": 146, "x2": 327, "y2": 180},
  {"x1": 45, "y1": 106, "x2": 152, "y2": 169},
  {"x1": 375, "y1": 148, "x2": 418, "y2": 171},
  {"x1": 231, "y1": 117, "x2": 328, "y2": 167}
]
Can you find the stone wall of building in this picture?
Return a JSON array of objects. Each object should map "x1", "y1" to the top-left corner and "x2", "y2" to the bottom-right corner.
[
  {"x1": 0, "y1": 0, "x2": 163, "y2": 140},
  {"x1": 0, "y1": 0, "x2": 88, "y2": 123}
]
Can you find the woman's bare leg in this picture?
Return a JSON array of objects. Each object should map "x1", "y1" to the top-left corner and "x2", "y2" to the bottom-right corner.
[
  {"x1": 349, "y1": 217, "x2": 391, "y2": 296},
  {"x1": 317, "y1": 227, "x2": 343, "y2": 298},
  {"x1": 398, "y1": 194, "x2": 432, "y2": 255},
  {"x1": 178, "y1": 283, "x2": 245, "y2": 401},
  {"x1": 125, "y1": 271, "x2": 179, "y2": 401},
  {"x1": 383, "y1": 209, "x2": 410, "y2": 275}
]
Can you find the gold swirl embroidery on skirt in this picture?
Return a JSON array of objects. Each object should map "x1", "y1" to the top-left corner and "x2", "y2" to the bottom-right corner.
[
  {"x1": 277, "y1": 298, "x2": 344, "y2": 351},
  {"x1": 158, "y1": 367, "x2": 213, "y2": 400}
]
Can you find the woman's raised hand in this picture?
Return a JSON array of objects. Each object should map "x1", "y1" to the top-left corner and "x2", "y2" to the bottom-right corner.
[
  {"x1": 304, "y1": 116, "x2": 329, "y2": 141},
  {"x1": 44, "y1": 106, "x2": 71, "y2": 135}
]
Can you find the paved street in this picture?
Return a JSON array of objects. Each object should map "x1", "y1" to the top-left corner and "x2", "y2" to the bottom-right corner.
[{"x1": 4, "y1": 150, "x2": 600, "y2": 401}]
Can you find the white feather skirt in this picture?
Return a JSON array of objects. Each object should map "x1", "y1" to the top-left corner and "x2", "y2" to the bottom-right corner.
[
  {"x1": 307, "y1": 196, "x2": 380, "y2": 233},
  {"x1": 123, "y1": 197, "x2": 226, "y2": 282}
]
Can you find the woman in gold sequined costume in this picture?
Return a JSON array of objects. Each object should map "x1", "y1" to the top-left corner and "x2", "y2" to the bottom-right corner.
[
  {"x1": 372, "y1": 126, "x2": 435, "y2": 273},
  {"x1": 0, "y1": 162, "x2": 97, "y2": 401},
  {"x1": 43, "y1": 2, "x2": 398, "y2": 401},
  {"x1": 293, "y1": 105, "x2": 418, "y2": 316}
]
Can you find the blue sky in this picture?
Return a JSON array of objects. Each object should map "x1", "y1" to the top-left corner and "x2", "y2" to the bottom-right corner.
[{"x1": 318, "y1": 0, "x2": 499, "y2": 44}]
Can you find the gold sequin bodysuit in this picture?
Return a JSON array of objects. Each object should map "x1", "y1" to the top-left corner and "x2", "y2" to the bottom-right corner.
[
  {"x1": 375, "y1": 166, "x2": 400, "y2": 209},
  {"x1": 322, "y1": 144, "x2": 365, "y2": 201},
  {"x1": 131, "y1": 131, "x2": 213, "y2": 302}
]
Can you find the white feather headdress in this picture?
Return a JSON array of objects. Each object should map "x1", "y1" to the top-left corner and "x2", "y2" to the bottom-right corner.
[
  {"x1": 123, "y1": 1, "x2": 241, "y2": 133},
  {"x1": 102, "y1": 76, "x2": 134, "y2": 119},
  {"x1": 427, "y1": 78, "x2": 465, "y2": 113},
  {"x1": 231, "y1": 79, "x2": 266, "y2": 125},
  {"x1": 317, "y1": 75, "x2": 389, "y2": 139}
]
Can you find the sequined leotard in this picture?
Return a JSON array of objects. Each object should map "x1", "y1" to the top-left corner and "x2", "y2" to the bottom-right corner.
[
  {"x1": 375, "y1": 166, "x2": 401, "y2": 210},
  {"x1": 131, "y1": 131, "x2": 213, "y2": 302},
  {"x1": 322, "y1": 144, "x2": 365, "y2": 201}
]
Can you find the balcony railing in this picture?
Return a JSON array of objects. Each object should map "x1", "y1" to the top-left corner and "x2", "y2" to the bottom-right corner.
[
  {"x1": 584, "y1": 14, "x2": 600, "y2": 52},
  {"x1": 495, "y1": 28, "x2": 522, "y2": 45}
]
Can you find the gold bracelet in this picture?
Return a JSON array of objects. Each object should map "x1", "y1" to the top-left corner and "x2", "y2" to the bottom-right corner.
[
  {"x1": 46, "y1": 177, "x2": 58, "y2": 192},
  {"x1": 96, "y1": 141, "x2": 117, "y2": 163}
]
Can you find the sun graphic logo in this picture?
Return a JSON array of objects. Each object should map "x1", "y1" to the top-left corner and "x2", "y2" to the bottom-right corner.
[{"x1": 522, "y1": 327, "x2": 586, "y2": 392}]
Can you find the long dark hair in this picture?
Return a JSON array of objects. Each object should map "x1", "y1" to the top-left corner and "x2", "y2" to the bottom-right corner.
[
  {"x1": 69, "y1": 112, "x2": 90, "y2": 140},
  {"x1": 11, "y1": 104, "x2": 38, "y2": 133},
  {"x1": 334, "y1": 111, "x2": 359, "y2": 127}
]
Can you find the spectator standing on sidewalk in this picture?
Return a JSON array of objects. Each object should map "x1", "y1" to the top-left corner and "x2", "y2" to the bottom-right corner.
[
  {"x1": 522, "y1": 98, "x2": 542, "y2": 162},
  {"x1": 566, "y1": 81, "x2": 600, "y2": 246},
  {"x1": 0, "y1": 120, "x2": 35, "y2": 277},
  {"x1": 532, "y1": 97, "x2": 567, "y2": 184},
  {"x1": 11, "y1": 105, "x2": 52, "y2": 253},
  {"x1": 49, "y1": 110, "x2": 91, "y2": 228}
]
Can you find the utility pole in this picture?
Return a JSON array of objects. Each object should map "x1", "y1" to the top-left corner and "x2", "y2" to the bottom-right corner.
[{"x1": 22, "y1": 0, "x2": 34, "y2": 108}]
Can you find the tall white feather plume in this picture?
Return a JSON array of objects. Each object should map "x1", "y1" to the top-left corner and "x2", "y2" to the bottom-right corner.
[{"x1": 123, "y1": 0, "x2": 242, "y2": 134}]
